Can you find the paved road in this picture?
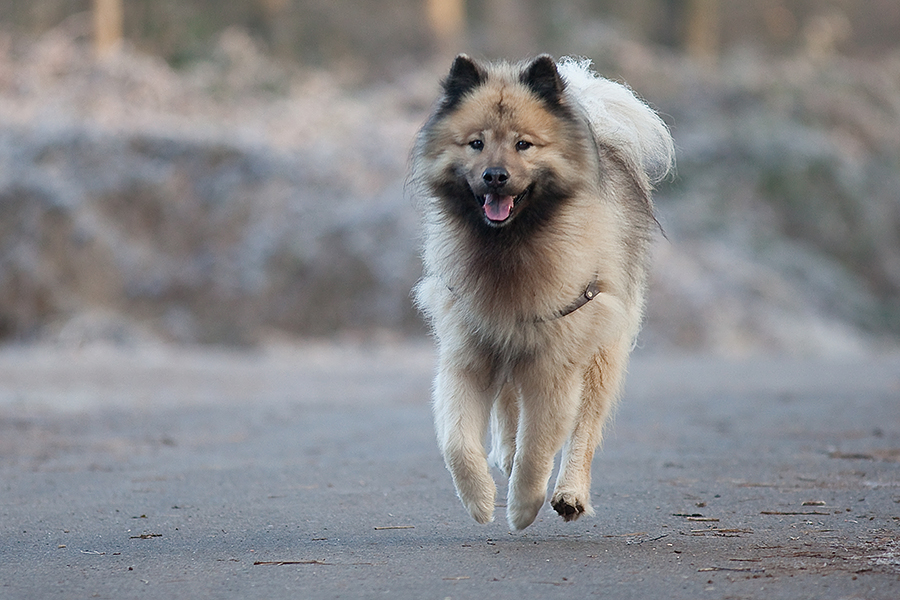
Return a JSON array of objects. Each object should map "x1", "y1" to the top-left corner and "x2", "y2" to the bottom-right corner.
[{"x1": 1, "y1": 342, "x2": 899, "y2": 599}]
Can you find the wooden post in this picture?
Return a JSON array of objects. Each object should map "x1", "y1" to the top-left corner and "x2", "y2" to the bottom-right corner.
[
  {"x1": 685, "y1": 0, "x2": 720, "y2": 62},
  {"x1": 426, "y1": 0, "x2": 465, "y2": 58},
  {"x1": 93, "y1": 0, "x2": 123, "y2": 57}
]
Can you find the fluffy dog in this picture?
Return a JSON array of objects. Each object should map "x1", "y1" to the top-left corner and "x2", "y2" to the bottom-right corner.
[{"x1": 411, "y1": 54, "x2": 673, "y2": 530}]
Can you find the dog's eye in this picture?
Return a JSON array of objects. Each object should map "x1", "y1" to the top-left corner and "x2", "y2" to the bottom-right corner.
[
  {"x1": 468, "y1": 139, "x2": 484, "y2": 151},
  {"x1": 515, "y1": 140, "x2": 533, "y2": 151}
]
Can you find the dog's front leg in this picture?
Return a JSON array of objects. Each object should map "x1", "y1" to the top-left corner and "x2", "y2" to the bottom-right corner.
[
  {"x1": 506, "y1": 365, "x2": 582, "y2": 530},
  {"x1": 488, "y1": 381, "x2": 518, "y2": 477},
  {"x1": 551, "y1": 344, "x2": 627, "y2": 521},
  {"x1": 433, "y1": 361, "x2": 497, "y2": 524}
]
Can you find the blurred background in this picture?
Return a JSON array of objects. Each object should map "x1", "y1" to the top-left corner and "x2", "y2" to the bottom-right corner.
[{"x1": 0, "y1": 0, "x2": 898, "y2": 356}]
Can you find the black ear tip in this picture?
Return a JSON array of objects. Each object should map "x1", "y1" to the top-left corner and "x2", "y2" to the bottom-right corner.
[
  {"x1": 446, "y1": 54, "x2": 483, "y2": 84},
  {"x1": 521, "y1": 54, "x2": 564, "y2": 105},
  {"x1": 526, "y1": 54, "x2": 559, "y2": 77},
  {"x1": 448, "y1": 54, "x2": 479, "y2": 77},
  {"x1": 440, "y1": 54, "x2": 486, "y2": 111}
]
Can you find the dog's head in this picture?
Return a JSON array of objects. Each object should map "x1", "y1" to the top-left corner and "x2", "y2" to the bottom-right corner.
[{"x1": 416, "y1": 55, "x2": 592, "y2": 230}]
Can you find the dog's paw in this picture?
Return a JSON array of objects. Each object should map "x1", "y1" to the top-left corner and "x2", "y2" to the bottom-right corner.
[
  {"x1": 461, "y1": 492, "x2": 496, "y2": 524},
  {"x1": 550, "y1": 491, "x2": 595, "y2": 522},
  {"x1": 506, "y1": 489, "x2": 545, "y2": 530},
  {"x1": 452, "y1": 474, "x2": 497, "y2": 524},
  {"x1": 506, "y1": 499, "x2": 543, "y2": 530}
]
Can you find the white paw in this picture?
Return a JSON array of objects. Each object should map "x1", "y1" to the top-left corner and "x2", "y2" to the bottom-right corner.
[
  {"x1": 450, "y1": 470, "x2": 497, "y2": 524},
  {"x1": 459, "y1": 487, "x2": 496, "y2": 524},
  {"x1": 506, "y1": 488, "x2": 545, "y2": 530}
]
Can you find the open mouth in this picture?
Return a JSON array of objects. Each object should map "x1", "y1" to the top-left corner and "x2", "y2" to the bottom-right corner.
[{"x1": 479, "y1": 188, "x2": 529, "y2": 224}]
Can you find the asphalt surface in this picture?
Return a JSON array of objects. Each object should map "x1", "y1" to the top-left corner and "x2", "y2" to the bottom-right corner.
[{"x1": 1, "y1": 341, "x2": 899, "y2": 599}]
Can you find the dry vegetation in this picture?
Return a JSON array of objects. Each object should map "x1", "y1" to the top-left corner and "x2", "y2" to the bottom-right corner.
[{"x1": 0, "y1": 5, "x2": 898, "y2": 356}]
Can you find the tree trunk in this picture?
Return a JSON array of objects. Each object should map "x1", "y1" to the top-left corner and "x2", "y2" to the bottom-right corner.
[
  {"x1": 93, "y1": 0, "x2": 123, "y2": 57},
  {"x1": 426, "y1": 0, "x2": 466, "y2": 59},
  {"x1": 685, "y1": 0, "x2": 720, "y2": 61}
]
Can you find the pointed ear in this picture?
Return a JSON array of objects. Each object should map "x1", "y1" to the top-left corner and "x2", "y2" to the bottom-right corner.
[
  {"x1": 520, "y1": 54, "x2": 564, "y2": 107},
  {"x1": 441, "y1": 54, "x2": 485, "y2": 110}
]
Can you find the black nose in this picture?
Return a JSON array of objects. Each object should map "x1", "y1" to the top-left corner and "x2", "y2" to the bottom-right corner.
[{"x1": 482, "y1": 167, "x2": 509, "y2": 188}]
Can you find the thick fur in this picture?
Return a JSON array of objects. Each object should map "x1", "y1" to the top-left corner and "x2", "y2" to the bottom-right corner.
[{"x1": 411, "y1": 55, "x2": 673, "y2": 530}]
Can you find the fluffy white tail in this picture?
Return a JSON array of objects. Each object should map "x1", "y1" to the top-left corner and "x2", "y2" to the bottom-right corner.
[{"x1": 558, "y1": 57, "x2": 675, "y2": 185}]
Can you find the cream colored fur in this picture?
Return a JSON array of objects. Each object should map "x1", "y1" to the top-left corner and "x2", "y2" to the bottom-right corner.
[{"x1": 412, "y1": 55, "x2": 673, "y2": 530}]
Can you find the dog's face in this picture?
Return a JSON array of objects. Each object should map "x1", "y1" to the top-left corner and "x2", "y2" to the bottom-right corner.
[{"x1": 418, "y1": 55, "x2": 591, "y2": 230}]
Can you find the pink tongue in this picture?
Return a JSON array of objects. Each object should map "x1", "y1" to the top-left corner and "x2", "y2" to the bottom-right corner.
[{"x1": 483, "y1": 193, "x2": 514, "y2": 221}]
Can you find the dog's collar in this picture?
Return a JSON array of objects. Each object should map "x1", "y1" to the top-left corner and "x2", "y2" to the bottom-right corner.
[
  {"x1": 541, "y1": 278, "x2": 603, "y2": 322},
  {"x1": 442, "y1": 277, "x2": 603, "y2": 322}
]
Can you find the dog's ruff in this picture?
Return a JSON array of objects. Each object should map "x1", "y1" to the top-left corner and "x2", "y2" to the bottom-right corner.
[{"x1": 411, "y1": 55, "x2": 673, "y2": 530}]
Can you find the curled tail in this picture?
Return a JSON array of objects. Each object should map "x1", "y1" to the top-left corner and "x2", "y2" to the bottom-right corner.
[{"x1": 558, "y1": 57, "x2": 675, "y2": 186}]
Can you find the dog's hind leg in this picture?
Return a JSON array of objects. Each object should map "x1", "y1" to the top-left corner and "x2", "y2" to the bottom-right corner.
[
  {"x1": 488, "y1": 380, "x2": 518, "y2": 478},
  {"x1": 551, "y1": 343, "x2": 628, "y2": 521},
  {"x1": 433, "y1": 360, "x2": 498, "y2": 524},
  {"x1": 506, "y1": 364, "x2": 582, "y2": 530}
]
